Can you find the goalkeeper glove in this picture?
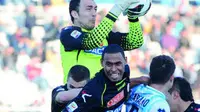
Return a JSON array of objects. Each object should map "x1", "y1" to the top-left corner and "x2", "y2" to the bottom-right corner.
[
  {"x1": 110, "y1": 0, "x2": 139, "y2": 17},
  {"x1": 125, "y1": 9, "x2": 139, "y2": 20},
  {"x1": 123, "y1": 2, "x2": 152, "y2": 21}
]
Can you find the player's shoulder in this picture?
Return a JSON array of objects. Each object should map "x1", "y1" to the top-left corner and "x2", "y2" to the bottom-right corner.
[
  {"x1": 148, "y1": 100, "x2": 170, "y2": 112},
  {"x1": 60, "y1": 26, "x2": 83, "y2": 39},
  {"x1": 149, "y1": 97, "x2": 170, "y2": 112},
  {"x1": 195, "y1": 102, "x2": 200, "y2": 107},
  {"x1": 192, "y1": 102, "x2": 200, "y2": 111},
  {"x1": 130, "y1": 84, "x2": 145, "y2": 91},
  {"x1": 52, "y1": 85, "x2": 67, "y2": 93},
  {"x1": 85, "y1": 73, "x2": 105, "y2": 89},
  {"x1": 61, "y1": 26, "x2": 82, "y2": 33},
  {"x1": 185, "y1": 102, "x2": 200, "y2": 112},
  {"x1": 81, "y1": 72, "x2": 106, "y2": 96}
]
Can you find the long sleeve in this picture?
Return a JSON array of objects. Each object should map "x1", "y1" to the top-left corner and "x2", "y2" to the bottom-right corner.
[
  {"x1": 107, "y1": 19, "x2": 144, "y2": 51},
  {"x1": 120, "y1": 19, "x2": 144, "y2": 50},
  {"x1": 60, "y1": 12, "x2": 118, "y2": 51},
  {"x1": 82, "y1": 12, "x2": 117, "y2": 49},
  {"x1": 62, "y1": 78, "x2": 103, "y2": 112}
]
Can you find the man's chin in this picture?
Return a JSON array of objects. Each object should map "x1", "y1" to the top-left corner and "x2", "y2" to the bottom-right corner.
[
  {"x1": 110, "y1": 77, "x2": 121, "y2": 82},
  {"x1": 90, "y1": 25, "x2": 95, "y2": 29},
  {"x1": 87, "y1": 26, "x2": 95, "y2": 30}
]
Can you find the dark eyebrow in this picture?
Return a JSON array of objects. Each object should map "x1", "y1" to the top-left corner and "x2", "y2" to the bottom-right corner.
[
  {"x1": 86, "y1": 5, "x2": 93, "y2": 8},
  {"x1": 106, "y1": 61, "x2": 122, "y2": 64},
  {"x1": 69, "y1": 84, "x2": 83, "y2": 89},
  {"x1": 86, "y1": 5, "x2": 97, "y2": 8},
  {"x1": 69, "y1": 84, "x2": 75, "y2": 89}
]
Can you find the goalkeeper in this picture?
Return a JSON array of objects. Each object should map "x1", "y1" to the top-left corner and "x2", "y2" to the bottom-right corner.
[{"x1": 60, "y1": 0, "x2": 144, "y2": 83}]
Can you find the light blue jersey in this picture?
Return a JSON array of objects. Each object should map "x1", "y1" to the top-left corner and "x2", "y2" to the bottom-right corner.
[{"x1": 125, "y1": 84, "x2": 170, "y2": 112}]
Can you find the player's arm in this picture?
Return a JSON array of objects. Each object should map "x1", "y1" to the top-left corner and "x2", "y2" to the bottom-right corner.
[
  {"x1": 130, "y1": 76, "x2": 149, "y2": 88},
  {"x1": 81, "y1": 13, "x2": 118, "y2": 50},
  {"x1": 123, "y1": 18, "x2": 144, "y2": 50},
  {"x1": 63, "y1": 89, "x2": 101, "y2": 112},
  {"x1": 79, "y1": 1, "x2": 143, "y2": 50},
  {"x1": 51, "y1": 86, "x2": 66, "y2": 111},
  {"x1": 62, "y1": 80, "x2": 102, "y2": 112},
  {"x1": 55, "y1": 88, "x2": 82, "y2": 103},
  {"x1": 148, "y1": 101, "x2": 170, "y2": 112},
  {"x1": 60, "y1": 1, "x2": 140, "y2": 50},
  {"x1": 60, "y1": 13, "x2": 119, "y2": 51},
  {"x1": 52, "y1": 86, "x2": 65, "y2": 103},
  {"x1": 107, "y1": 18, "x2": 143, "y2": 50}
]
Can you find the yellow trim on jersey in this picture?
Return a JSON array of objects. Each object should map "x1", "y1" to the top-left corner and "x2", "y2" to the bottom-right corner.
[
  {"x1": 101, "y1": 83, "x2": 107, "y2": 106},
  {"x1": 116, "y1": 78, "x2": 126, "y2": 86}
]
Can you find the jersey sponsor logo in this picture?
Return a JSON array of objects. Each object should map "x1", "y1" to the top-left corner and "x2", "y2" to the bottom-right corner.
[
  {"x1": 67, "y1": 101, "x2": 78, "y2": 112},
  {"x1": 81, "y1": 90, "x2": 92, "y2": 103},
  {"x1": 157, "y1": 108, "x2": 165, "y2": 112},
  {"x1": 106, "y1": 104, "x2": 123, "y2": 112},
  {"x1": 84, "y1": 46, "x2": 106, "y2": 55},
  {"x1": 132, "y1": 93, "x2": 150, "y2": 107},
  {"x1": 107, "y1": 90, "x2": 124, "y2": 108},
  {"x1": 70, "y1": 30, "x2": 82, "y2": 39}
]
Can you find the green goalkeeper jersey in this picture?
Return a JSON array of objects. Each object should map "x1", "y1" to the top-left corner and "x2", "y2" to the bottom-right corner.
[{"x1": 60, "y1": 12, "x2": 143, "y2": 83}]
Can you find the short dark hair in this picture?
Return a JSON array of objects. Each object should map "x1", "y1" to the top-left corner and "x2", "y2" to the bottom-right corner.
[
  {"x1": 69, "y1": 0, "x2": 81, "y2": 23},
  {"x1": 149, "y1": 55, "x2": 176, "y2": 84},
  {"x1": 102, "y1": 44, "x2": 125, "y2": 60},
  {"x1": 170, "y1": 77, "x2": 194, "y2": 102},
  {"x1": 68, "y1": 65, "x2": 90, "y2": 82}
]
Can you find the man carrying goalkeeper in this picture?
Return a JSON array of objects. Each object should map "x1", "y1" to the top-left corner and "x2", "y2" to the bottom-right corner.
[{"x1": 60, "y1": 0, "x2": 149, "y2": 82}]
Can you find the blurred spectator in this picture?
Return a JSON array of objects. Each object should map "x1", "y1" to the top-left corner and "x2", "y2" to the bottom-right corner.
[
  {"x1": 2, "y1": 47, "x2": 17, "y2": 70},
  {"x1": 42, "y1": 0, "x2": 51, "y2": 6},
  {"x1": 26, "y1": 56, "x2": 42, "y2": 81},
  {"x1": 25, "y1": 5, "x2": 36, "y2": 36},
  {"x1": 161, "y1": 23, "x2": 179, "y2": 50},
  {"x1": 16, "y1": 50, "x2": 30, "y2": 74}
]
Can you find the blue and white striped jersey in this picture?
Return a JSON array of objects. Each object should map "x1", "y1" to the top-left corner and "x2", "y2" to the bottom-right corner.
[{"x1": 125, "y1": 84, "x2": 170, "y2": 112}]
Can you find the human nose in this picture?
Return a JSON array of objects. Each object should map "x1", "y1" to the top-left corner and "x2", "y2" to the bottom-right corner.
[
  {"x1": 110, "y1": 65, "x2": 117, "y2": 72},
  {"x1": 92, "y1": 9, "x2": 96, "y2": 17}
]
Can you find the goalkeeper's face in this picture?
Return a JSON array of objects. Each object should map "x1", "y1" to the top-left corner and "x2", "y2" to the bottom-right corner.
[
  {"x1": 76, "y1": 0, "x2": 97, "y2": 30},
  {"x1": 101, "y1": 53, "x2": 127, "y2": 82}
]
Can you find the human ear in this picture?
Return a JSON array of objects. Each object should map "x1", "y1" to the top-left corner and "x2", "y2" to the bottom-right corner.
[
  {"x1": 172, "y1": 91, "x2": 180, "y2": 100},
  {"x1": 125, "y1": 57, "x2": 127, "y2": 63},
  {"x1": 100, "y1": 58, "x2": 103, "y2": 67},
  {"x1": 71, "y1": 10, "x2": 79, "y2": 19}
]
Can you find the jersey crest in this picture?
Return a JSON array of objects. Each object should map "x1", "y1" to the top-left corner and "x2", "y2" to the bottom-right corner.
[{"x1": 70, "y1": 30, "x2": 82, "y2": 39}]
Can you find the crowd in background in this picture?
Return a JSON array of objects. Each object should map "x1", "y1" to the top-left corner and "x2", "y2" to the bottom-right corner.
[{"x1": 0, "y1": 0, "x2": 200, "y2": 111}]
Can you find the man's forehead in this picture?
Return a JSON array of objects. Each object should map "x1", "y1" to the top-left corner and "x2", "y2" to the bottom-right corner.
[
  {"x1": 81, "y1": 0, "x2": 97, "y2": 7},
  {"x1": 105, "y1": 60, "x2": 123, "y2": 64},
  {"x1": 104, "y1": 53, "x2": 124, "y2": 60},
  {"x1": 68, "y1": 77, "x2": 87, "y2": 86}
]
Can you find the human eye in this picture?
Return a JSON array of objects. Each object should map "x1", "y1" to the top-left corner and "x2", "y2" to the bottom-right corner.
[
  {"x1": 86, "y1": 6, "x2": 92, "y2": 11},
  {"x1": 115, "y1": 62, "x2": 122, "y2": 66},
  {"x1": 106, "y1": 62, "x2": 112, "y2": 67},
  {"x1": 86, "y1": 8, "x2": 91, "y2": 11},
  {"x1": 94, "y1": 7, "x2": 97, "y2": 11},
  {"x1": 69, "y1": 84, "x2": 75, "y2": 89}
]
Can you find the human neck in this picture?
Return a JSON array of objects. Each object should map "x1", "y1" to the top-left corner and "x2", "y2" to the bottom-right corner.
[
  {"x1": 73, "y1": 23, "x2": 91, "y2": 32},
  {"x1": 177, "y1": 101, "x2": 192, "y2": 112},
  {"x1": 73, "y1": 22, "x2": 80, "y2": 27},
  {"x1": 150, "y1": 84, "x2": 169, "y2": 95}
]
